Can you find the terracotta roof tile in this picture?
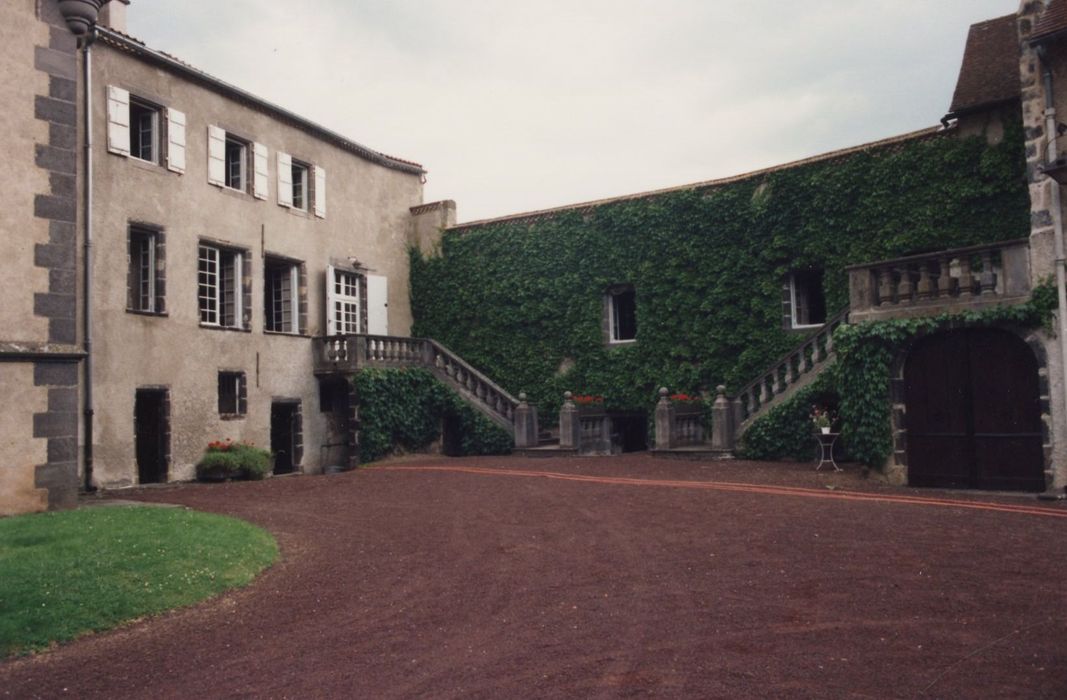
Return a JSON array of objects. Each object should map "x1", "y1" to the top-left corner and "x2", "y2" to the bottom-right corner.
[
  {"x1": 1032, "y1": 0, "x2": 1067, "y2": 43},
  {"x1": 947, "y1": 14, "x2": 1020, "y2": 117}
]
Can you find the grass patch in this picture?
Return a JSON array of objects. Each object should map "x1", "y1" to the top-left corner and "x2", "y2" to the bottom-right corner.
[{"x1": 0, "y1": 506, "x2": 278, "y2": 657}]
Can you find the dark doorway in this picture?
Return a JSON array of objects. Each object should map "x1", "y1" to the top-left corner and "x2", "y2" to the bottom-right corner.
[
  {"x1": 134, "y1": 388, "x2": 168, "y2": 484},
  {"x1": 271, "y1": 401, "x2": 301, "y2": 475},
  {"x1": 905, "y1": 329, "x2": 1044, "y2": 492},
  {"x1": 612, "y1": 413, "x2": 648, "y2": 453},
  {"x1": 319, "y1": 380, "x2": 352, "y2": 468}
]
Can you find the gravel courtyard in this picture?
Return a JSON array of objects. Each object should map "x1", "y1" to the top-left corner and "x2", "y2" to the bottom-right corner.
[{"x1": 3, "y1": 455, "x2": 1066, "y2": 699}]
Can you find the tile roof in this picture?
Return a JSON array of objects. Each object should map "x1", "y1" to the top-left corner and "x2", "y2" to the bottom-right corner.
[
  {"x1": 947, "y1": 14, "x2": 1021, "y2": 118},
  {"x1": 96, "y1": 28, "x2": 425, "y2": 175},
  {"x1": 1032, "y1": 0, "x2": 1067, "y2": 43},
  {"x1": 449, "y1": 127, "x2": 942, "y2": 232}
]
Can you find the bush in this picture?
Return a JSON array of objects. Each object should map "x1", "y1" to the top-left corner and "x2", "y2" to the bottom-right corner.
[
  {"x1": 196, "y1": 441, "x2": 273, "y2": 481},
  {"x1": 354, "y1": 368, "x2": 513, "y2": 463}
]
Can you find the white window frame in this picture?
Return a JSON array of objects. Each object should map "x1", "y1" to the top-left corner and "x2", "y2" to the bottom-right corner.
[
  {"x1": 265, "y1": 260, "x2": 301, "y2": 334},
  {"x1": 607, "y1": 287, "x2": 637, "y2": 344},
  {"x1": 291, "y1": 160, "x2": 309, "y2": 211},
  {"x1": 128, "y1": 97, "x2": 160, "y2": 164},
  {"x1": 217, "y1": 371, "x2": 246, "y2": 416},
  {"x1": 789, "y1": 272, "x2": 825, "y2": 330},
  {"x1": 199, "y1": 244, "x2": 244, "y2": 328},
  {"x1": 129, "y1": 227, "x2": 158, "y2": 313},
  {"x1": 328, "y1": 267, "x2": 361, "y2": 335},
  {"x1": 224, "y1": 135, "x2": 248, "y2": 191}
]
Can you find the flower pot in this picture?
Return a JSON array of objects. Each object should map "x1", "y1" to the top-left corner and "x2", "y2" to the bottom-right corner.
[{"x1": 820, "y1": 427, "x2": 831, "y2": 434}]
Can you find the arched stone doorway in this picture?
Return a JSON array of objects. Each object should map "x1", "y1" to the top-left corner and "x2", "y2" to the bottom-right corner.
[{"x1": 904, "y1": 328, "x2": 1045, "y2": 491}]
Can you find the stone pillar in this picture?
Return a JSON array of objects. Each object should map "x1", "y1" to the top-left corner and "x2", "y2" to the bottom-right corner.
[
  {"x1": 514, "y1": 392, "x2": 539, "y2": 449},
  {"x1": 711, "y1": 386, "x2": 735, "y2": 451},
  {"x1": 559, "y1": 392, "x2": 579, "y2": 449},
  {"x1": 654, "y1": 387, "x2": 675, "y2": 449}
]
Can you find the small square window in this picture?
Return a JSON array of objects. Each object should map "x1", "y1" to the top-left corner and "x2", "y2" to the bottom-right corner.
[
  {"x1": 128, "y1": 225, "x2": 164, "y2": 314},
  {"x1": 291, "y1": 161, "x2": 309, "y2": 211},
  {"x1": 607, "y1": 286, "x2": 637, "y2": 344},
  {"x1": 218, "y1": 371, "x2": 247, "y2": 417},
  {"x1": 129, "y1": 98, "x2": 160, "y2": 163},
  {"x1": 789, "y1": 270, "x2": 827, "y2": 328},
  {"x1": 225, "y1": 136, "x2": 248, "y2": 191}
]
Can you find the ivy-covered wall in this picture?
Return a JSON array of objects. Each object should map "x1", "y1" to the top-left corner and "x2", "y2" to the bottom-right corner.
[{"x1": 412, "y1": 124, "x2": 1029, "y2": 421}]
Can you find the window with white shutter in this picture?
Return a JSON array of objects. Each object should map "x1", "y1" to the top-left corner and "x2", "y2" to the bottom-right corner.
[
  {"x1": 207, "y1": 125, "x2": 226, "y2": 186},
  {"x1": 325, "y1": 266, "x2": 360, "y2": 335},
  {"x1": 277, "y1": 152, "x2": 293, "y2": 207},
  {"x1": 166, "y1": 108, "x2": 186, "y2": 174},
  {"x1": 253, "y1": 142, "x2": 269, "y2": 199},
  {"x1": 106, "y1": 85, "x2": 131, "y2": 156},
  {"x1": 314, "y1": 166, "x2": 327, "y2": 218}
]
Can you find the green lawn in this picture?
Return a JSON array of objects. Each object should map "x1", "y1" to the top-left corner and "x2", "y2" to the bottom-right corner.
[{"x1": 0, "y1": 505, "x2": 278, "y2": 657}]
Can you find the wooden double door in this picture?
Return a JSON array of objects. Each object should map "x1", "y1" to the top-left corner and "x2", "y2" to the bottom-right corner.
[{"x1": 904, "y1": 329, "x2": 1044, "y2": 492}]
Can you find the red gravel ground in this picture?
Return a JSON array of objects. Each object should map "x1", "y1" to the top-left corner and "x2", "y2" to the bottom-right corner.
[{"x1": 3, "y1": 454, "x2": 1067, "y2": 699}]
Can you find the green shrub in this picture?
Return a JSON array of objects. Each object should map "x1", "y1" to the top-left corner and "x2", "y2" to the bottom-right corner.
[
  {"x1": 196, "y1": 441, "x2": 273, "y2": 481},
  {"x1": 354, "y1": 368, "x2": 513, "y2": 463}
]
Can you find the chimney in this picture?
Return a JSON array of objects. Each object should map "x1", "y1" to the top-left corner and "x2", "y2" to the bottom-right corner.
[{"x1": 98, "y1": 0, "x2": 130, "y2": 33}]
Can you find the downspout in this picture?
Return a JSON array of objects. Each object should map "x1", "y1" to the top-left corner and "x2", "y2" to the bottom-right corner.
[{"x1": 82, "y1": 28, "x2": 98, "y2": 493}]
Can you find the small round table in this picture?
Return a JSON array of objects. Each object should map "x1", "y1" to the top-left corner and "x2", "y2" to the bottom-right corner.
[{"x1": 814, "y1": 431, "x2": 841, "y2": 472}]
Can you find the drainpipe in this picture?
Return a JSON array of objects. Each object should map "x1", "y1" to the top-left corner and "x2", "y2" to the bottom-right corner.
[{"x1": 82, "y1": 28, "x2": 97, "y2": 493}]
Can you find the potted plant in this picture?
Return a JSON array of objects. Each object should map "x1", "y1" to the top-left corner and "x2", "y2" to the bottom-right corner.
[
  {"x1": 811, "y1": 405, "x2": 836, "y2": 434},
  {"x1": 196, "y1": 439, "x2": 272, "y2": 481},
  {"x1": 572, "y1": 394, "x2": 606, "y2": 416}
]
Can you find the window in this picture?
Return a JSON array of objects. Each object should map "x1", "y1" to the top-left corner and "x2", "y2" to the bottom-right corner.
[
  {"x1": 291, "y1": 161, "x2": 309, "y2": 211},
  {"x1": 607, "y1": 286, "x2": 637, "y2": 343},
  {"x1": 129, "y1": 98, "x2": 160, "y2": 163},
  {"x1": 199, "y1": 244, "x2": 245, "y2": 328},
  {"x1": 217, "y1": 371, "x2": 247, "y2": 417},
  {"x1": 265, "y1": 258, "x2": 302, "y2": 334},
  {"x1": 106, "y1": 85, "x2": 185, "y2": 173},
  {"x1": 127, "y1": 226, "x2": 165, "y2": 314},
  {"x1": 789, "y1": 269, "x2": 827, "y2": 328},
  {"x1": 225, "y1": 136, "x2": 247, "y2": 190},
  {"x1": 329, "y1": 268, "x2": 361, "y2": 335}
]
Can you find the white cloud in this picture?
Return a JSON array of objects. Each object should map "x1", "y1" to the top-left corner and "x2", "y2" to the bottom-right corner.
[{"x1": 128, "y1": 0, "x2": 1017, "y2": 222}]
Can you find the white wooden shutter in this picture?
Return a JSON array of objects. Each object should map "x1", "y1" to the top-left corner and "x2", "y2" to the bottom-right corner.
[
  {"x1": 277, "y1": 152, "x2": 293, "y2": 207},
  {"x1": 325, "y1": 264, "x2": 337, "y2": 336},
  {"x1": 106, "y1": 86, "x2": 130, "y2": 156},
  {"x1": 166, "y1": 108, "x2": 186, "y2": 173},
  {"x1": 207, "y1": 125, "x2": 226, "y2": 185},
  {"x1": 253, "y1": 142, "x2": 269, "y2": 199},
  {"x1": 313, "y1": 166, "x2": 327, "y2": 218},
  {"x1": 367, "y1": 274, "x2": 388, "y2": 335}
]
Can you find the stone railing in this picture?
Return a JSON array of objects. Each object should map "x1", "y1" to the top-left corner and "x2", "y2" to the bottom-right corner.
[
  {"x1": 847, "y1": 239, "x2": 1031, "y2": 323},
  {"x1": 312, "y1": 334, "x2": 536, "y2": 439},
  {"x1": 558, "y1": 393, "x2": 614, "y2": 455},
  {"x1": 734, "y1": 309, "x2": 848, "y2": 430}
]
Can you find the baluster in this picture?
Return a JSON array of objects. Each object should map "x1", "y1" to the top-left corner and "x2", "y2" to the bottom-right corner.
[
  {"x1": 979, "y1": 250, "x2": 996, "y2": 295},
  {"x1": 803, "y1": 342, "x2": 815, "y2": 372},
  {"x1": 957, "y1": 256, "x2": 973, "y2": 297},
  {"x1": 824, "y1": 328, "x2": 834, "y2": 355},
  {"x1": 916, "y1": 261, "x2": 934, "y2": 300},
  {"x1": 935, "y1": 257, "x2": 951, "y2": 297},
  {"x1": 896, "y1": 266, "x2": 913, "y2": 304},
  {"x1": 877, "y1": 267, "x2": 894, "y2": 306}
]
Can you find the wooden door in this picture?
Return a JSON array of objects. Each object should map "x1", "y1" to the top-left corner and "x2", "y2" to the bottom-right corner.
[{"x1": 905, "y1": 329, "x2": 1044, "y2": 492}]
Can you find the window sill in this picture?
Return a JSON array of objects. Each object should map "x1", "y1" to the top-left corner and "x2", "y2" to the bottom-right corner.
[
  {"x1": 125, "y1": 155, "x2": 166, "y2": 172},
  {"x1": 263, "y1": 330, "x2": 310, "y2": 338},
  {"x1": 215, "y1": 184, "x2": 253, "y2": 199},
  {"x1": 199, "y1": 323, "x2": 252, "y2": 333},
  {"x1": 219, "y1": 413, "x2": 246, "y2": 421},
  {"x1": 789, "y1": 323, "x2": 825, "y2": 332},
  {"x1": 281, "y1": 204, "x2": 310, "y2": 217},
  {"x1": 607, "y1": 339, "x2": 637, "y2": 347},
  {"x1": 126, "y1": 308, "x2": 168, "y2": 318}
]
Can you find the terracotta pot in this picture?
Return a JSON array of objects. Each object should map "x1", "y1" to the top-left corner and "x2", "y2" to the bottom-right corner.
[{"x1": 57, "y1": 0, "x2": 103, "y2": 35}]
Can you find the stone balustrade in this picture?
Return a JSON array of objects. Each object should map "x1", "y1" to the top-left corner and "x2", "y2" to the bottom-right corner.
[
  {"x1": 847, "y1": 239, "x2": 1031, "y2": 323},
  {"x1": 312, "y1": 333, "x2": 532, "y2": 439},
  {"x1": 734, "y1": 309, "x2": 847, "y2": 428}
]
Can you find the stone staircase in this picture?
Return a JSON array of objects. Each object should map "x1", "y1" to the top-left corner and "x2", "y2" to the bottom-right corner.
[{"x1": 312, "y1": 334, "x2": 535, "y2": 438}]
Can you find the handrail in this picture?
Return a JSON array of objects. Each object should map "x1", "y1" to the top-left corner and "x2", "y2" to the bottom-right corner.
[{"x1": 843, "y1": 238, "x2": 1029, "y2": 271}]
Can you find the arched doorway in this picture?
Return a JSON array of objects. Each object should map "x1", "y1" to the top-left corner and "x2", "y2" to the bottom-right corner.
[{"x1": 904, "y1": 328, "x2": 1045, "y2": 492}]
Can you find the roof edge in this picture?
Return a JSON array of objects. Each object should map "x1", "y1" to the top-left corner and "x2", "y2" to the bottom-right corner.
[
  {"x1": 449, "y1": 126, "x2": 944, "y2": 232},
  {"x1": 96, "y1": 28, "x2": 426, "y2": 176}
]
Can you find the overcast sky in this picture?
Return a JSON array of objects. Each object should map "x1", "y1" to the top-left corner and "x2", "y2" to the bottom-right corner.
[{"x1": 128, "y1": 1, "x2": 1016, "y2": 223}]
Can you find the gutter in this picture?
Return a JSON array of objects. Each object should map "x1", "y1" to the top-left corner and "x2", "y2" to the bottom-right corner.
[
  {"x1": 82, "y1": 28, "x2": 97, "y2": 493},
  {"x1": 95, "y1": 27, "x2": 426, "y2": 176}
]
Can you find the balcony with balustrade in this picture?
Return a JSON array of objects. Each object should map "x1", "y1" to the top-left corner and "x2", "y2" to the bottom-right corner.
[{"x1": 846, "y1": 239, "x2": 1031, "y2": 324}]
